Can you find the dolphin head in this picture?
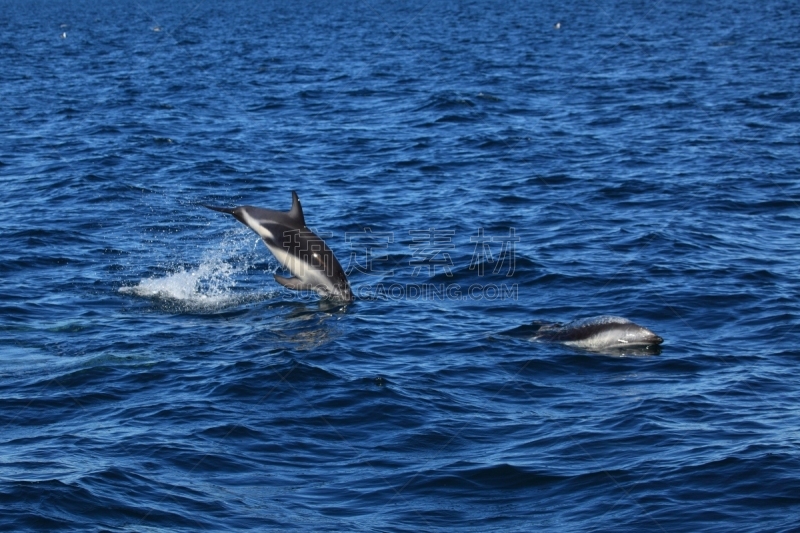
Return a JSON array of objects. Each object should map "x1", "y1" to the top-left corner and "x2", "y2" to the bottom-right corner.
[
  {"x1": 564, "y1": 316, "x2": 663, "y2": 349},
  {"x1": 317, "y1": 259, "x2": 353, "y2": 302},
  {"x1": 605, "y1": 321, "x2": 663, "y2": 348}
]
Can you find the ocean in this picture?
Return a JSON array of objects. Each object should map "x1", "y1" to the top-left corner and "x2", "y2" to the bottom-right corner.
[{"x1": 1, "y1": 0, "x2": 800, "y2": 531}]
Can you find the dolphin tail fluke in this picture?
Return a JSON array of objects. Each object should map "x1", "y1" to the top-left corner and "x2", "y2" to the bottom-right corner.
[{"x1": 203, "y1": 205, "x2": 237, "y2": 216}]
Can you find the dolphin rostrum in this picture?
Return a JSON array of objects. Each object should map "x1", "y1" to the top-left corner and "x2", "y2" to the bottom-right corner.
[
  {"x1": 531, "y1": 315, "x2": 663, "y2": 354},
  {"x1": 205, "y1": 191, "x2": 353, "y2": 302}
]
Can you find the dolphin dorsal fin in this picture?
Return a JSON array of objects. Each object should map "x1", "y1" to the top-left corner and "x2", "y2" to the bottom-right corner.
[{"x1": 288, "y1": 191, "x2": 306, "y2": 227}]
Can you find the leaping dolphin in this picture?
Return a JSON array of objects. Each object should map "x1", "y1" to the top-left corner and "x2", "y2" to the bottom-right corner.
[
  {"x1": 532, "y1": 316, "x2": 663, "y2": 354},
  {"x1": 205, "y1": 191, "x2": 353, "y2": 303}
]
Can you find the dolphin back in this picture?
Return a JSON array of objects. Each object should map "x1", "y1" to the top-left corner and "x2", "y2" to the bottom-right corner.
[{"x1": 532, "y1": 315, "x2": 663, "y2": 353}]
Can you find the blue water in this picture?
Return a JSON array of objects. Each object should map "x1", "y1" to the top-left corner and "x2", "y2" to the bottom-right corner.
[{"x1": 2, "y1": 0, "x2": 800, "y2": 530}]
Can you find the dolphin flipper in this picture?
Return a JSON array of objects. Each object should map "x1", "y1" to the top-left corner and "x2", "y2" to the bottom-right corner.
[{"x1": 274, "y1": 274, "x2": 315, "y2": 292}]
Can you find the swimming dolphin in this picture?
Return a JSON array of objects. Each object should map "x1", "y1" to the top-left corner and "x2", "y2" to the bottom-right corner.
[
  {"x1": 205, "y1": 191, "x2": 353, "y2": 303},
  {"x1": 531, "y1": 316, "x2": 663, "y2": 353}
]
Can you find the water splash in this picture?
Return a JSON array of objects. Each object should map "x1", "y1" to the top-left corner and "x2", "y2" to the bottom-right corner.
[{"x1": 120, "y1": 231, "x2": 276, "y2": 312}]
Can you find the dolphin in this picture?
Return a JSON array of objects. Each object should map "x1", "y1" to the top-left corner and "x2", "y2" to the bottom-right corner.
[
  {"x1": 205, "y1": 191, "x2": 353, "y2": 303},
  {"x1": 531, "y1": 315, "x2": 663, "y2": 354}
]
